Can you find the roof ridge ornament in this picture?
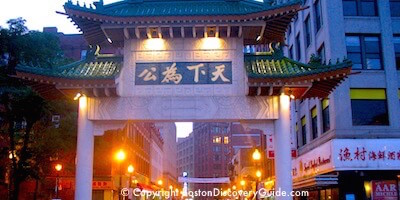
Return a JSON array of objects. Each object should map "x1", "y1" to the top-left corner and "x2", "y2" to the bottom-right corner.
[
  {"x1": 93, "y1": 0, "x2": 104, "y2": 10},
  {"x1": 86, "y1": 45, "x2": 101, "y2": 60},
  {"x1": 308, "y1": 54, "x2": 322, "y2": 67},
  {"x1": 263, "y1": 0, "x2": 274, "y2": 6},
  {"x1": 268, "y1": 43, "x2": 284, "y2": 59}
]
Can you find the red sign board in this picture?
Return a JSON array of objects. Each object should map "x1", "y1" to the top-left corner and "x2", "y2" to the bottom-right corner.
[
  {"x1": 372, "y1": 180, "x2": 398, "y2": 200},
  {"x1": 267, "y1": 150, "x2": 297, "y2": 159},
  {"x1": 92, "y1": 181, "x2": 113, "y2": 190}
]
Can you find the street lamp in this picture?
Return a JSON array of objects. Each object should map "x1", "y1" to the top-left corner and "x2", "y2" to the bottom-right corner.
[
  {"x1": 252, "y1": 148, "x2": 262, "y2": 200},
  {"x1": 54, "y1": 163, "x2": 62, "y2": 199},
  {"x1": 255, "y1": 170, "x2": 262, "y2": 200},
  {"x1": 252, "y1": 149, "x2": 261, "y2": 161},
  {"x1": 256, "y1": 170, "x2": 261, "y2": 178},
  {"x1": 55, "y1": 164, "x2": 62, "y2": 172},
  {"x1": 115, "y1": 149, "x2": 126, "y2": 162},
  {"x1": 157, "y1": 179, "x2": 163, "y2": 186},
  {"x1": 240, "y1": 180, "x2": 246, "y2": 187},
  {"x1": 115, "y1": 149, "x2": 126, "y2": 200},
  {"x1": 127, "y1": 164, "x2": 134, "y2": 188},
  {"x1": 127, "y1": 165, "x2": 134, "y2": 173}
]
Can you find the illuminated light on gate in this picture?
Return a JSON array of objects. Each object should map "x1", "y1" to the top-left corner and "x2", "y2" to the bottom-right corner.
[
  {"x1": 74, "y1": 92, "x2": 82, "y2": 100},
  {"x1": 143, "y1": 38, "x2": 167, "y2": 51},
  {"x1": 200, "y1": 37, "x2": 223, "y2": 50},
  {"x1": 79, "y1": 95, "x2": 87, "y2": 110},
  {"x1": 107, "y1": 37, "x2": 113, "y2": 44},
  {"x1": 280, "y1": 93, "x2": 290, "y2": 110}
]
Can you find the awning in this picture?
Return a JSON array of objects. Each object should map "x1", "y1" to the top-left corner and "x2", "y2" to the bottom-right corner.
[
  {"x1": 293, "y1": 175, "x2": 338, "y2": 190},
  {"x1": 137, "y1": 183, "x2": 154, "y2": 192}
]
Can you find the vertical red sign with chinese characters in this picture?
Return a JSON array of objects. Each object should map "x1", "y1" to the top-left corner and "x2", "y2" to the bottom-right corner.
[{"x1": 372, "y1": 180, "x2": 398, "y2": 200}]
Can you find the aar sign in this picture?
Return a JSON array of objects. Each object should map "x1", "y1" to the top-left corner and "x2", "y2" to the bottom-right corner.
[
  {"x1": 372, "y1": 180, "x2": 398, "y2": 200},
  {"x1": 135, "y1": 62, "x2": 232, "y2": 85}
]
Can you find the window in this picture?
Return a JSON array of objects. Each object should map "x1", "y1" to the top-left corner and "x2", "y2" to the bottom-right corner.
[
  {"x1": 213, "y1": 136, "x2": 222, "y2": 144},
  {"x1": 314, "y1": 0, "x2": 323, "y2": 32},
  {"x1": 390, "y1": 0, "x2": 400, "y2": 17},
  {"x1": 223, "y1": 136, "x2": 229, "y2": 144},
  {"x1": 311, "y1": 107, "x2": 318, "y2": 140},
  {"x1": 322, "y1": 99, "x2": 330, "y2": 132},
  {"x1": 295, "y1": 123, "x2": 300, "y2": 148},
  {"x1": 296, "y1": 33, "x2": 302, "y2": 60},
  {"x1": 301, "y1": 116, "x2": 307, "y2": 146},
  {"x1": 317, "y1": 44, "x2": 326, "y2": 64},
  {"x1": 304, "y1": 15, "x2": 312, "y2": 48},
  {"x1": 346, "y1": 35, "x2": 382, "y2": 70},
  {"x1": 213, "y1": 146, "x2": 221, "y2": 152},
  {"x1": 343, "y1": 0, "x2": 377, "y2": 16},
  {"x1": 350, "y1": 89, "x2": 389, "y2": 125},
  {"x1": 394, "y1": 36, "x2": 400, "y2": 70}
]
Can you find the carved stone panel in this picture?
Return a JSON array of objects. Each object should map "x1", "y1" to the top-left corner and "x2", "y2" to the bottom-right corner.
[{"x1": 87, "y1": 96, "x2": 278, "y2": 121}]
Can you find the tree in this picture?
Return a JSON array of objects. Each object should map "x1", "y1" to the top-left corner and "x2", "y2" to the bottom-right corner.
[{"x1": 0, "y1": 18, "x2": 76, "y2": 200}]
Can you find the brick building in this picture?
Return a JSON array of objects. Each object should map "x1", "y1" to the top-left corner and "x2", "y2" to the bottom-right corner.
[
  {"x1": 177, "y1": 133, "x2": 194, "y2": 191},
  {"x1": 43, "y1": 27, "x2": 118, "y2": 61},
  {"x1": 193, "y1": 122, "x2": 232, "y2": 191}
]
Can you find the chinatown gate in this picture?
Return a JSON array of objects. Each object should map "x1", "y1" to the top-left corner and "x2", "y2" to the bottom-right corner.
[{"x1": 15, "y1": 0, "x2": 352, "y2": 199}]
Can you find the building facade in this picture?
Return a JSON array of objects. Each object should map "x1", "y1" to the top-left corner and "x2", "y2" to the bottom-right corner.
[
  {"x1": 229, "y1": 123, "x2": 276, "y2": 190},
  {"x1": 177, "y1": 133, "x2": 195, "y2": 192},
  {"x1": 193, "y1": 122, "x2": 232, "y2": 191},
  {"x1": 177, "y1": 133, "x2": 194, "y2": 179},
  {"x1": 155, "y1": 122, "x2": 178, "y2": 189},
  {"x1": 92, "y1": 122, "x2": 154, "y2": 200},
  {"x1": 285, "y1": 0, "x2": 400, "y2": 199},
  {"x1": 43, "y1": 26, "x2": 119, "y2": 61},
  {"x1": 150, "y1": 125, "x2": 164, "y2": 187}
]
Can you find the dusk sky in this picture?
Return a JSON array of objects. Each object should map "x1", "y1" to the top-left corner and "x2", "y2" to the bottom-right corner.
[
  {"x1": 0, "y1": 0, "x2": 120, "y2": 34},
  {"x1": 0, "y1": 0, "x2": 193, "y2": 138}
]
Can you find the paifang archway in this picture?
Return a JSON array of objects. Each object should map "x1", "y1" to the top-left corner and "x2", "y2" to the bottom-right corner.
[{"x1": 15, "y1": 0, "x2": 352, "y2": 199}]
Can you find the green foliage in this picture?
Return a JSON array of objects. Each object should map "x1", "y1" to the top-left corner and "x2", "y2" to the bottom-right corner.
[
  {"x1": 6, "y1": 18, "x2": 28, "y2": 35},
  {"x1": 31, "y1": 99, "x2": 78, "y2": 176},
  {"x1": 0, "y1": 17, "x2": 71, "y2": 71},
  {"x1": 0, "y1": 18, "x2": 77, "y2": 200}
]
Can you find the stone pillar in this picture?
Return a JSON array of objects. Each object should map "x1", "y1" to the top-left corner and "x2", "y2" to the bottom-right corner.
[
  {"x1": 75, "y1": 96, "x2": 94, "y2": 200},
  {"x1": 274, "y1": 94, "x2": 293, "y2": 200}
]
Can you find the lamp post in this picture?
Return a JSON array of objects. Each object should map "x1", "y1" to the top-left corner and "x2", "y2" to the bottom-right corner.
[
  {"x1": 115, "y1": 149, "x2": 126, "y2": 200},
  {"x1": 127, "y1": 164, "x2": 134, "y2": 188},
  {"x1": 157, "y1": 180, "x2": 163, "y2": 200},
  {"x1": 252, "y1": 149, "x2": 262, "y2": 200},
  {"x1": 255, "y1": 170, "x2": 261, "y2": 200},
  {"x1": 239, "y1": 180, "x2": 245, "y2": 200},
  {"x1": 157, "y1": 179, "x2": 163, "y2": 187},
  {"x1": 54, "y1": 164, "x2": 63, "y2": 199}
]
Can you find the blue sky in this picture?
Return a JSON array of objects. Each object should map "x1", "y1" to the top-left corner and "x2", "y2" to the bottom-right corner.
[{"x1": 1, "y1": 0, "x2": 193, "y2": 138}]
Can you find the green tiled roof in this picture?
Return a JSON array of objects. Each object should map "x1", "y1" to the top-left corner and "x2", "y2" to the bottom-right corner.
[
  {"x1": 16, "y1": 47, "x2": 122, "y2": 80},
  {"x1": 245, "y1": 52, "x2": 352, "y2": 79},
  {"x1": 64, "y1": 0, "x2": 301, "y2": 17}
]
